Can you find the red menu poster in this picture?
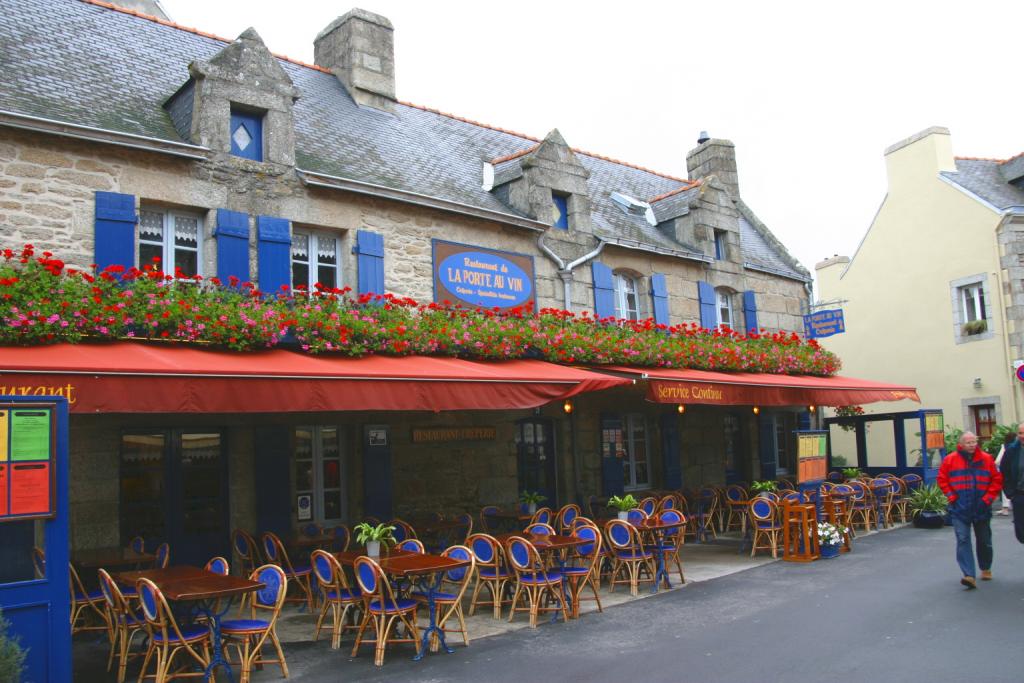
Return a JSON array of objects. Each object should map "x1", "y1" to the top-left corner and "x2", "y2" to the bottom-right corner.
[
  {"x1": 10, "y1": 462, "x2": 49, "y2": 516},
  {"x1": 0, "y1": 464, "x2": 7, "y2": 516}
]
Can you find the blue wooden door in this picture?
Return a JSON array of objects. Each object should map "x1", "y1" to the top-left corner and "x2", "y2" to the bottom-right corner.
[{"x1": 0, "y1": 397, "x2": 72, "y2": 683}]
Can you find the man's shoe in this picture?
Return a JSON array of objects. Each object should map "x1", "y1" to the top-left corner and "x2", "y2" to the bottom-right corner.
[
  {"x1": 961, "y1": 576, "x2": 977, "y2": 589},
  {"x1": 981, "y1": 570, "x2": 992, "y2": 580}
]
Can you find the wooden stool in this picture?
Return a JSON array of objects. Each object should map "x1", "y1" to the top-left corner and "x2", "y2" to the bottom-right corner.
[{"x1": 782, "y1": 501, "x2": 819, "y2": 562}]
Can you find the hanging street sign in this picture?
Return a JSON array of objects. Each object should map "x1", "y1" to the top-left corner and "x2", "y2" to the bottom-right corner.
[{"x1": 804, "y1": 308, "x2": 845, "y2": 339}]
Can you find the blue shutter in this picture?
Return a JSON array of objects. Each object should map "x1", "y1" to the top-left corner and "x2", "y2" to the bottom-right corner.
[
  {"x1": 230, "y1": 109, "x2": 263, "y2": 161},
  {"x1": 354, "y1": 230, "x2": 385, "y2": 295},
  {"x1": 592, "y1": 262, "x2": 615, "y2": 319},
  {"x1": 743, "y1": 290, "x2": 759, "y2": 333},
  {"x1": 94, "y1": 191, "x2": 136, "y2": 273},
  {"x1": 650, "y1": 273, "x2": 670, "y2": 326},
  {"x1": 215, "y1": 209, "x2": 250, "y2": 285},
  {"x1": 257, "y1": 216, "x2": 291, "y2": 295},
  {"x1": 698, "y1": 280, "x2": 716, "y2": 328},
  {"x1": 552, "y1": 193, "x2": 569, "y2": 230}
]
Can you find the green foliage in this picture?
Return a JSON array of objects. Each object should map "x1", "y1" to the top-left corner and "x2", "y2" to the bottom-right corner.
[
  {"x1": 908, "y1": 485, "x2": 948, "y2": 514},
  {"x1": 982, "y1": 424, "x2": 1016, "y2": 456},
  {"x1": 841, "y1": 467, "x2": 863, "y2": 479},
  {"x1": 944, "y1": 425, "x2": 964, "y2": 455},
  {"x1": 830, "y1": 454, "x2": 848, "y2": 467},
  {"x1": 607, "y1": 494, "x2": 639, "y2": 512},
  {"x1": 0, "y1": 608, "x2": 26, "y2": 683},
  {"x1": 518, "y1": 490, "x2": 546, "y2": 505},
  {"x1": 353, "y1": 522, "x2": 395, "y2": 545},
  {"x1": 750, "y1": 480, "x2": 777, "y2": 493},
  {"x1": 962, "y1": 319, "x2": 987, "y2": 336}
]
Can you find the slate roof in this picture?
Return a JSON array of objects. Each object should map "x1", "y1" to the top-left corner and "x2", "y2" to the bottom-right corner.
[
  {"x1": 0, "y1": 0, "x2": 806, "y2": 277},
  {"x1": 941, "y1": 159, "x2": 1024, "y2": 212}
]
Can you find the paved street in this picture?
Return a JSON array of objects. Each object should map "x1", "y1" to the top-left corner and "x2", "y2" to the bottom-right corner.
[{"x1": 283, "y1": 518, "x2": 1024, "y2": 682}]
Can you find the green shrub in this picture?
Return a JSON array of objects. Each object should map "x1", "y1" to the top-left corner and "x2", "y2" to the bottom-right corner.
[{"x1": 0, "y1": 608, "x2": 26, "y2": 683}]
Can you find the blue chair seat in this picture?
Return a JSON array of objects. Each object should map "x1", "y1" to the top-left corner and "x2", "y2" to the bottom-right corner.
[
  {"x1": 325, "y1": 588, "x2": 360, "y2": 601},
  {"x1": 756, "y1": 522, "x2": 782, "y2": 530},
  {"x1": 478, "y1": 568, "x2": 510, "y2": 579},
  {"x1": 152, "y1": 625, "x2": 209, "y2": 644},
  {"x1": 560, "y1": 567, "x2": 591, "y2": 575},
  {"x1": 221, "y1": 618, "x2": 271, "y2": 633},
  {"x1": 75, "y1": 589, "x2": 104, "y2": 602},
  {"x1": 615, "y1": 550, "x2": 652, "y2": 560},
  {"x1": 519, "y1": 571, "x2": 562, "y2": 584},
  {"x1": 368, "y1": 598, "x2": 417, "y2": 614}
]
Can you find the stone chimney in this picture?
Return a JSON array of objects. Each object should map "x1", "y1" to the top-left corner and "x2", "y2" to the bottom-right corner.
[
  {"x1": 314, "y1": 9, "x2": 395, "y2": 112},
  {"x1": 686, "y1": 135, "x2": 739, "y2": 200}
]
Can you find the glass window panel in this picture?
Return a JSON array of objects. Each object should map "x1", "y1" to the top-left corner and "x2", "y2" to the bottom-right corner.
[
  {"x1": 175, "y1": 248, "x2": 198, "y2": 277},
  {"x1": 139, "y1": 210, "x2": 164, "y2": 241},
  {"x1": 295, "y1": 461, "x2": 313, "y2": 492},
  {"x1": 121, "y1": 433, "x2": 166, "y2": 543},
  {"x1": 316, "y1": 236, "x2": 337, "y2": 264},
  {"x1": 323, "y1": 459, "x2": 340, "y2": 489},
  {"x1": 292, "y1": 263, "x2": 309, "y2": 290},
  {"x1": 317, "y1": 264, "x2": 336, "y2": 290},
  {"x1": 323, "y1": 490, "x2": 342, "y2": 521},
  {"x1": 173, "y1": 216, "x2": 199, "y2": 247},
  {"x1": 139, "y1": 242, "x2": 163, "y2": 269},
  {"x1": 0, "y1": 521, "x2": 45, "y2": 584},
  {"x1": 291, "y1": 234, "x2": 309, "y2": 261}
]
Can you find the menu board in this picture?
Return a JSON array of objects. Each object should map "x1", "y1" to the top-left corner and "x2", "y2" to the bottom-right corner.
[
  {"x1": 924, "y1": 412, "x2": 945, "y2": 450},
  {"x1": 0, "y1": 404, "x2": 55, "y2": 521},
  {"x1": 796, "y1": 430, "x2": 829, "y2": 483}
]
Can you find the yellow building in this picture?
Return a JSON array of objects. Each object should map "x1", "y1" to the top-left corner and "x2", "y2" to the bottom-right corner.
[{"x1": 817, "y1": 127, "x2": 1024, "y2": 459}]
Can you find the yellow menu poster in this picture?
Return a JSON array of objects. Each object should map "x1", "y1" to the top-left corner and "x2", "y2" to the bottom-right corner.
[{"x1": 0, "y1": 410, "x2": 8, "y2": 462}]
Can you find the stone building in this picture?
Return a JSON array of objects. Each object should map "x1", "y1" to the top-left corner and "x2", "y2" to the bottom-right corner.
[
  {"x1": 0, "y1": 0, "x2": 816, "y2": 560},
  {"x1": 818, "y1": 126, "x2": 1024, "y2": 460}
]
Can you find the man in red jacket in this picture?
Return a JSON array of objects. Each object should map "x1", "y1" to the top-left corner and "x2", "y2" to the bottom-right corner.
[{"x1": 937, "y1": 432, "x2": 1003, "y2": 588}]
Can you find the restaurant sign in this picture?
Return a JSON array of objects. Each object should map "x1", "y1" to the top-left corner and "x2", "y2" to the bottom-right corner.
[
  {"x1": 411, "y1": 426, "x2": 497, "y2": 443},
  {"x1": 803, "y1": 309, "x2": 845, "y2": 339},
  {"x1": 432, "y1": 240, "x2": 536, "y2": 311}
]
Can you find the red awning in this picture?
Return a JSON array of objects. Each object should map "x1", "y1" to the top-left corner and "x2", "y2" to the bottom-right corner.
[
  {"x1": 599, "y1": 366, "x2": 919, "y2": 407},
  {"x1": 0, "y1": 343, "x2": 631, "y2": 414}
]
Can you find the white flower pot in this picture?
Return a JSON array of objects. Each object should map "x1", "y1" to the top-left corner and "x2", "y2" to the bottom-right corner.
[
  {"x1": 366, "y1": 540, "x2": 380, "y2": 557},
  {"x1": 528, "y1": 503, "x2": 537, "y2": 515},
  {"x1": 617, "y1": 511, "x2": 629, "y2": 521}
]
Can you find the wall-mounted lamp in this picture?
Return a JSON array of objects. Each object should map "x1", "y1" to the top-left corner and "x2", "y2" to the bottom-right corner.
[
  {"x1": 973, "y1": 377, "x2": 983, "y2": 389},
  {"x1": 808, "y1": 405, "x2": 816, "y2": 413},
  {"x1": 677, "y1": 404, "x2": 686, "y2": 414},
  {"x1": 752, "y1": 406, "x2": 760, "y2": 415},
  {"x1": 563, "y1": 399, "x2": 573, "y2": 414}
]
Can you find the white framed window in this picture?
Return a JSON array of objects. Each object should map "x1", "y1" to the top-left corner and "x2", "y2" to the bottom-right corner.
[
  {"x1": 138, "y1": 208, "x2": 202, "y2": 277},
  {"x1": 293, "y1": 425, "x2": 345, "y2": 523},
  {"x1": 621, "y1": 414, "x2": 649, "y2": 490},
  {"x1": 959, "y1": 283, "x2": 986, "y2": 323},
  {"x1": 291, "y1": 231, "x2": 341, "y2": 291},
  {"x1": 716, "y1": 288, "x2": 734, "y2": 329},
  {"x1": 614, "y1": 273, "x2": 641, "y2": 321},
  {"x1": 773, "y1": 413, "x2": 794, "y2": 475}
]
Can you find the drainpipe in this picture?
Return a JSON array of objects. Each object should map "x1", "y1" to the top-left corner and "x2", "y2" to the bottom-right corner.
[{"x1": 537, "y1": 234, "x2": 606, "y2": 311}]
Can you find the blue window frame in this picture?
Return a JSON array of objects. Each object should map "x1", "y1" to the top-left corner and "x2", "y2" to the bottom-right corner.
[
  {"x1": 552, "y1": 193, "x2": 569, "y2": 230},
  {"x1": 230, "y1": 108, "x2": 263, "y2": 161}
]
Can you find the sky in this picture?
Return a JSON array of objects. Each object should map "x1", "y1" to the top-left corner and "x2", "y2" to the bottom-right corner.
[{"x1": 160, "y1": 0, "x2": 1023, "y2": 294}]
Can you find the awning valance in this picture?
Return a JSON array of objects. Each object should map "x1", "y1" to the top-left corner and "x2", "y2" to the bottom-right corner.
[
  {"x1": 0, "y1": 343, "x2": 631, "y2": 414},
  {"x1": 598, "y1": 366, "x2": 919, "y2": 407}
]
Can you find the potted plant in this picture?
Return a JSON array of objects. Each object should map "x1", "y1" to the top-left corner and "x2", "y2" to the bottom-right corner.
[
  {"x1": 353, "y1": 522, "x2": 395, "y2": 557},
  {"x1": 841, "y1": 467, "x2": 863, "y2": 481},
  {"x1": 519, "y1": 490, "x2": 546, "y2": 515},
  {"x1": 750, "y1": 481, "x2": 777, "y2": 497},
  {"x1": 962, "y1": 319, "x2": 987, "y2": 336},
  {"x1": 908, "y1": 484, "x2": 948, "y2": 529},
  {"x1": 0, "y1": 608, "x2": 26, "y2": 683},
  {"x1": 607, "y1": 494, "x2": 639, "y2": 520},
  {"x1": 816, "y1": 521, "x2": 847, "y2": 558}
]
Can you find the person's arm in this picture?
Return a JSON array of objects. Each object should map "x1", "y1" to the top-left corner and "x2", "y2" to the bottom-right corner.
[
  {"x1": 983, "y1": 457, "x2": 1003, "y2": 505},
  {"x1": 937, "y1": 456, "x2": 956, "y2": 502}
]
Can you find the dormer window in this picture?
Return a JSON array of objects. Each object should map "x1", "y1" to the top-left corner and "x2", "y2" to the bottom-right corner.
[
  {"x1": 230, "y1": 106, "x2": 264, "y2": 161},
  {"x1": 551, "y1": 192, "x2": 569, "y2": 230}
]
